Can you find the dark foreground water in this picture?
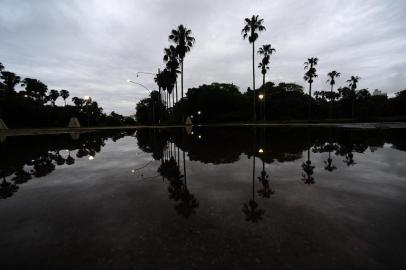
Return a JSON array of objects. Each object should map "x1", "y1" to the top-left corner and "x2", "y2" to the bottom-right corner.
[{"x1": 1, "y1": 127, "x2": 406, "y2": 270}]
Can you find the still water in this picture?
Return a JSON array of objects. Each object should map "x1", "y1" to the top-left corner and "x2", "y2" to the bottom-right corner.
[{"x1": 1, "y1": 127, "x2": 406, "y2": 270}]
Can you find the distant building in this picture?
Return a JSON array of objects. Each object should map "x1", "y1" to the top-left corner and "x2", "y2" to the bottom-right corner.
[{"x1": 373, "y1": 89, "x2": 387, "y2": 97}]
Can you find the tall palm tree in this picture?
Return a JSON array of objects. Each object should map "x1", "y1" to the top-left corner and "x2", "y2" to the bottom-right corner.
[
  {"x1": 163, "y1": 45, "x2": 180, "y2": 107},
  {"x1": 347, "y1": 76, "x2": 360, "y2": 119},
  {"x1": 304, "y1": 57, "x2": 319, "y2": 121},
  {"x1": 242, "y1": 15, "x2": 266, "y2": 121},
  {"x1": 257, "y1": 44, "x2": 276, "y2": 85},
  {"x1": 257, "y1": 44, "x2": 275, "y2": 121},
  {"x1": 169, "y1": 25, "x2": 195, "y2": 122},
  {"x1": 326, "y1": 71, "x2": 341, "y2": 118}
]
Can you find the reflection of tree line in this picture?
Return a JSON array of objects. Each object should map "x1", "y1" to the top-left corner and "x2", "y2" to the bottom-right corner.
[
  {"x1": 0, "y1": 131, "x2": 133, "y2": 199},
  {"x1": 136, "y1": 127, "x2": 406, "y2": 222}
]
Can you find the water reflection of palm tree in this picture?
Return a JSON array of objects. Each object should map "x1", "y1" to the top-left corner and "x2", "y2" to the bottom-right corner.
[
  {"x1": 65, "y1": 150, "x2": 75, "y2": 165},
  {"x1": 301, "y1": 147, "x2": 315, "y2": 184},
  {"x1": 159, "y1": 139, "x2": 199, "y2": 218},
  {"x1": 257, "y1": 159, "x2": 274, "y2": 198},
  {"x1": 324, "y1": 150, "x2": 337, "y2": 172},
  {"x1": 243, "y1": 128, "x2": 265, "y2": 223},
  {"x1": 0, "y1": 176, "x2": 19, "y2": 199}
]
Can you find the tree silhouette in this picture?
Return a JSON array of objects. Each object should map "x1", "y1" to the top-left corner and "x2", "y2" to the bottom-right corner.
[
  {"x1": 0, "y1": 176, "x2": 19, "y2": 199},
  {"x1": 257, "y1": 168, "x2": 274, "y2": 198},
  {"x1": 257, "y1": 44, "x2": 275, "y2": 121},
  {"x1": 48, "y1": 89, "x2": 60, "y2": 106},
  {"x1": 21, "y1": 78, "x2": 48, "y2": 104},
  {"x1": 326, "y1": 71, "x2": 341, "y2": 118},
  {"x1": 242, "y1": 15, "x2": 266, "y2": 121},
  {"x1": 301, "y1": 148, "x2": 315, "y2": 184},
  {"x1": 163, "y1": 45, "x2": 180, "y2": 105},
  {"x1": 60, "y1": 89, "x2": 70, "y2": 106},
  {"x1": 169, "y1": 25, "x2": 195, "y2": 122},
  {"x1": 347, "y1": 76, "x2": 361, "y2": 119},
  {"x1": 304, "y1": 57, "x2": 319, "y2": 120},
  {"x1": 1, "y1": 71, "x2": 21, "y2": 93}
]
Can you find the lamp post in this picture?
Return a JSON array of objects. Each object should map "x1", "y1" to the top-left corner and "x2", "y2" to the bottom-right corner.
[
  {"x1": 258, "y1": 94, "x2": 264, "y2": 121},
  {"x1": 84, "y1": 96, "x2": 92, "y2": 126},
  {"x1": 127, "y1": 80, "x2": 156, "y2": 125}
]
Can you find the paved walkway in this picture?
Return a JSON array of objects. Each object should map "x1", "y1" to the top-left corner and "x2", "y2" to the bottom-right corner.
[{"x1": 1, "y1": 122, "x2": 406, "y2": 137}]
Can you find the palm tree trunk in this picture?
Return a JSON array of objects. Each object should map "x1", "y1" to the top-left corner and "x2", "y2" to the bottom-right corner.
[
  {"x1": 181, "y1": 60, "x2": 184, "y2": 123},
  {"x1": 329, "y1": 84, "x2": 333, "y2": 119},
  {"x1": 352, "y1": 96, "x2": 355, "y2": 119},
  {"x1": 263, "y1": 73, "x2": 266, "y2": 121},
  {"x1": 252, "y1": 42, "x2": 256, "y2": 121},
  {"x1": 308, "y1": 82, "x2": 312, "y2": 121}
]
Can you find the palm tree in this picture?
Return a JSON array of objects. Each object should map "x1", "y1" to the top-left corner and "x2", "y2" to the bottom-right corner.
[
  {"x1": 347, "y1": 76, "x2": 360, "y2": 119},
  {"x1": 169, "y1": 25, "x2": 195, "y2": 122},
  {"x1": 242, "y1": 15, "x2": 266, "y2": 121},
  {"x1": 48, "y1": 89, "x2": 60, "y2": 106},
  {"x1": 163, "y1": 45, "x2": 180, "y2": 103},
  {"x1": 326, "y1": 71, "x2": 341, "y2": 118},
  {"x1": 60, "y1": 89, "x2": 70, "y2": 106},
  {"x1": 304, "y1": 57, "x2": 319, "y2": 121},
  {"x1": 257, "y1": 44, "x2": 275, "y2": 121},
  {"x1": 257, "y1": 44, "x2": 276, "y2": 85}
]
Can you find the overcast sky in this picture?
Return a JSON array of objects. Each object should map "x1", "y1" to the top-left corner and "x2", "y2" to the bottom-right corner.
[{"x1": 1, "y1": 0, "x2": 405, "y2": 115}]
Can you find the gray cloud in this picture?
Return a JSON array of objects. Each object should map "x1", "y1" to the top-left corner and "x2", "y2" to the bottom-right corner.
[{"x1": 1, "y1": 0, "x2": 405, "y2": 114}]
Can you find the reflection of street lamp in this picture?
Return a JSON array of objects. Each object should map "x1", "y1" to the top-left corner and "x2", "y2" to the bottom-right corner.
[
  {"x1": 127, "y1": 80, "x2": 156, "y2": 125},
  {"x1": 84, "y1": 96, "x2": 92, "y2": 126}
]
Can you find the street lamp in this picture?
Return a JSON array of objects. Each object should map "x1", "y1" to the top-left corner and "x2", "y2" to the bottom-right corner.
[
  {"x1": 258, "y1": 94, "x2": 265, "y2": 121},
  {"x1": 127, "y1": 80, "x2": 156, "y2": 125}
]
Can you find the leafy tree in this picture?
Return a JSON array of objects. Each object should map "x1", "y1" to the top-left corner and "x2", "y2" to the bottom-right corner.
[
  {"x1": 242, "y1": 15, "x2": 266, "y2": 121},
  {"x1": 304, "y1": 57, "x2": 319, "y2": 120},
  {"x1": 1, "y1": 71, "x2": 21, "y2": 93},
  {"x1": 60, "y1": 89, "x2": 70, "y2": 106},
  {"x1": 21, "y1": 78, "x2": 48, "y2": 104},
  {"x1": 169, "y1": 24, "x2": 195, "y2": 121},
  {"x1": 72, "y1": 97, "x2": 84, "y2": 107}
]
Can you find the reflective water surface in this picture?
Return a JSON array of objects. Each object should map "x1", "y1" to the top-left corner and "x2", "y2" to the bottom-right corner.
[{"x1": 1, "y1": 127, "x2": 406, "y2": 270}]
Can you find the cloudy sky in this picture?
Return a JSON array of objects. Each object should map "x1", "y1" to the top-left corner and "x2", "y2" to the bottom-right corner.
[{"x1": 1, "y1": 0, "x2": 405, "y2": 115}]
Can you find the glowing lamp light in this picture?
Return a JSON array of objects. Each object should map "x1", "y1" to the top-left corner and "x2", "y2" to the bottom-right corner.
[
  {"x1": 258, "y1": 94, "x2": 264, "y2": 100},
  {"x1": 88, "y1": 156, "x2": 94, "y2": 160},
  {"x1": 198, "y1": 135, "x2": 202, "y2": 139},
  {"x1": 258, "y1": 148, "x2": 264, "y2": 153},
  {"x1": 197, "y1": 111, "x2": 202, "y2": 115}
]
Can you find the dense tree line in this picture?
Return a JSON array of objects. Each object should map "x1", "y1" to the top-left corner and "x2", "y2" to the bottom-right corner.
[
  {"x1": 136, "y1": 81, "x2": 406, "y2": 123},
  {"x1": 0, "y1": 61, "x2": 135, "y2": 128}
]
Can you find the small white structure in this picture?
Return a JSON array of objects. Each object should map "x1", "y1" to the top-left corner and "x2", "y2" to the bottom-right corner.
[
  {"x1": 185, "y1": 116, "x2": 193, "y2": 126},
  {"x1": 68, "y1": 117, "x2": 81, "y2": 128},
  {"x1": 0, "y1": 118, "x2": 7, "y2": 130}
]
